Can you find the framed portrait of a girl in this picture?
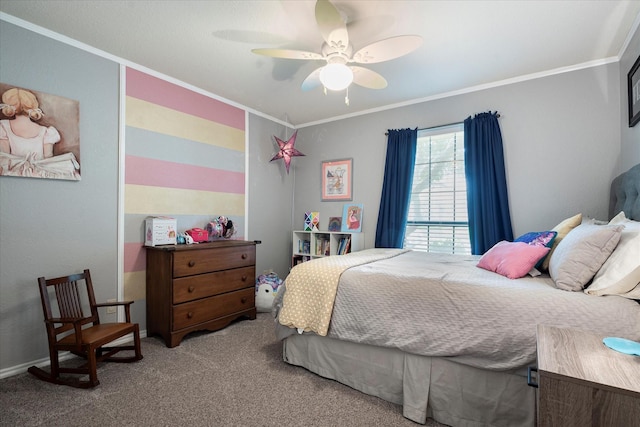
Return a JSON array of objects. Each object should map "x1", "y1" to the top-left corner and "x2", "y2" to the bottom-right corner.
[{"x1": 0, "y1": 83, "x2": 80, "y2": 180}]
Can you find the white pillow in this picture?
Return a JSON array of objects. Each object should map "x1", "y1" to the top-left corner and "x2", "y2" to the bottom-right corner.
[
  {"x1": 549, "y1": 223, "x2": 623, "y2": 291},
  {"x1": 585, "y1": 212, "x2": 640, "y2": 299}
]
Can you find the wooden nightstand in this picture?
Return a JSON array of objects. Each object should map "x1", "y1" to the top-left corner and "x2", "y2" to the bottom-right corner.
[
  {"x1": 536, "y1": 325, "x2": 640, "y2": 427},
  {"x1": 146, "y1": 240, "x2": 257, "y2": 347}
]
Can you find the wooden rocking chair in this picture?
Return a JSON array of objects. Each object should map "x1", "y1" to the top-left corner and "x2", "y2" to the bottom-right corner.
[{"x1": 28, "y1": 269, "x2": 143, "y2": 388}]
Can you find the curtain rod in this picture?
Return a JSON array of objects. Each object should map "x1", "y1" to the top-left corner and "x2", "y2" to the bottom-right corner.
[{"x1": 384, "y1": 114, "x2": 500, "y2": 135}]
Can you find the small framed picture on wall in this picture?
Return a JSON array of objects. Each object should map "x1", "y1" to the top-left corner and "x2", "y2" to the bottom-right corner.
[
  {"x1": 321, "y1": 158, "x2": 352, "y2": 201},
  {"x1": 628, "y1": 54, "x2": 640, "y2": 127}
]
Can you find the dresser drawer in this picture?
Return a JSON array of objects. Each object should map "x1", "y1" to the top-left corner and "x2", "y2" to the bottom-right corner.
[
  {"x1": 173, "y1": 266, "x2": 255, "y2": 304},
  {"x1": 173, "y1": 246, "x2": 256, "y2": 277},
  {"x1": 173, "y1": 288, "x2": 255, "y2": 330}
]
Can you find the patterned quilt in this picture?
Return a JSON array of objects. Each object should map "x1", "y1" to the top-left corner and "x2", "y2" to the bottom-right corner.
[{"x1": 278, "y1": 248, "x2": 407, "y2": 336}]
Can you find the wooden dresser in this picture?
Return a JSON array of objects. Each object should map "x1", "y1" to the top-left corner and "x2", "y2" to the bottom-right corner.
[
  {"x1": 146, "y1": 240, "x2": 257, "y2": 347},
  {"x1": 536, "y1": 325, "x2": 640, "y2": 427}
]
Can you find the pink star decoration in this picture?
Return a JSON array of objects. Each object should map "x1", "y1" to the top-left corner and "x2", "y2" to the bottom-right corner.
[{"x1": 270, "y1": 130, "x2": 305, "y2": 174}]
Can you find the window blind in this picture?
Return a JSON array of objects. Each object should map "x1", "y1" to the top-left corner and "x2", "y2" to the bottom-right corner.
[{"x1": 404, "y1": 124, "x2": 470, "y2": 254}]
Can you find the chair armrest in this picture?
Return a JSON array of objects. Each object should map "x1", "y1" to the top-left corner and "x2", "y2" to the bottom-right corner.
[{"x1": 94, "y1": 300, "x2": 135, "y2": 322}]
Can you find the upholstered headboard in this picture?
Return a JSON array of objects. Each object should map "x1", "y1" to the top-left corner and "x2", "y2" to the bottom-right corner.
[{"x1": 609, "y1": 163, "x2": 640, "y2": 221}]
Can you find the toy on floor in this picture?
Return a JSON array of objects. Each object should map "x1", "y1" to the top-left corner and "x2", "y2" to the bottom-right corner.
[{"x1": 255, "y1": 271, "x2": 282, "y2": 312}]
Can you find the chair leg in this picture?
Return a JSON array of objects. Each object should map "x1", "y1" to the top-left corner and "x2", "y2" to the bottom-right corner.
[
  {"x1": 87, "y1": 348, "x2": 99, "y2": 387},
  {"x1": 49, "y1": 348, "x2": 60, "y2": 379},
  {"x1": 134, "y1": 326, "x2": 143, "y2": 361}
]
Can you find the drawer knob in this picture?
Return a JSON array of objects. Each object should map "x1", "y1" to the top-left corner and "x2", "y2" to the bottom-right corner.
[
  {"x1": 241, "y1": 253, "x2": 247, "y2": 259},
  {"x1": 187, "y1": 312, "x2": 193, "y2": 319},
  {"x1": 241, "y1": 275, "x2": 247, "y2": 282},
  {"x1": 188, "y1": 286, "x2": 195, "y2": 293},
  {"x1": 188, "y1": 260, "x2": 195, "y2": 267},
  {"x1": 241, "y1": 297, "x2": 247, "y2": 304}
]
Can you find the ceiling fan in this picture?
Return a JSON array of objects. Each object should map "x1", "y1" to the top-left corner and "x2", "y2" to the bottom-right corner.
[{"x1": 251, "y1": 0, "x2": 422, "y2": 104}]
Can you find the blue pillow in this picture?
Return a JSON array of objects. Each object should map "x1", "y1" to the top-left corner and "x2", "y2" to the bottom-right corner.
[{"x1": 514, "y1": 231, "x2": 558, "y2": 269}]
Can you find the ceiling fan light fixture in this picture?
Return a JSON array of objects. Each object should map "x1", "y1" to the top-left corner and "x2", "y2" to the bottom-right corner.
[
  {"x1": 319, "y1": 63, "x2": 353, "y2": 91},
  {"x1": 252, "y1": 0, "x2": 420, "y2": 96}
]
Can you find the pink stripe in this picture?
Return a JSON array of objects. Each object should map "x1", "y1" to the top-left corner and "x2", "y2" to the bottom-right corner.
[
  {"x1": 126, "y1": 68, "x2": 245, "y2": 130},
  {"x1": 125, "y1": 155, "x2": 245, "y2": 194},
  {"x1": 124, "y1": 242, "x2": 146, "y2": 273}
]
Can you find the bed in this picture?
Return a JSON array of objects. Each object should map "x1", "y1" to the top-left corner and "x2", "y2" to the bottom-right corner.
[{"x1": 273, "y1": 163, "x2": 640, "y2": 427}]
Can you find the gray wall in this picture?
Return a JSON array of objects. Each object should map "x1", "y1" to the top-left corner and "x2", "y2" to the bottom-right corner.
[
  {"x1": 0, "y1": 21, "x2": 120, "y2": 369},
  {"x1": 620, "y1": 24, "x2": 640, "y2": 172},
  {"x1": 292, "y1": 62, "x2": 627, "y2": 246},
  {"x1": 247, "y1": 113, "x2": 295, "y2": 279}
]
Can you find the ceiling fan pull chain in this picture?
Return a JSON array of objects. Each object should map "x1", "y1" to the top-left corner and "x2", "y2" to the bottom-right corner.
[{"x1": 345, "y1": 87, "x2": 349, "y2": 106}]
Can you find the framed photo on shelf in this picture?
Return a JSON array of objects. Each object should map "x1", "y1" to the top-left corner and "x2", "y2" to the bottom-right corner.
[
  {"x1": 304, "y1": 211, "x2": 320, "y2": 231},
  {"x1": 629, "y1": 54, "x2": 640, "y2": 127},
  {"x1": 328, "y1": 217, "x2": 342, "y2": 232},
  {"x1": 342, "y1": 203, "x2": 363, "y2": 232},
  {"x1": 321, "y1": 158, "x2": 352, "y2": 201}
]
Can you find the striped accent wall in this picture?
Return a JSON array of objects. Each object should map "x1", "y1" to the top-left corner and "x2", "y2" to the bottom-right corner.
[{"x1": 124, "y1": 68, "x2": 246, "y2": 301}]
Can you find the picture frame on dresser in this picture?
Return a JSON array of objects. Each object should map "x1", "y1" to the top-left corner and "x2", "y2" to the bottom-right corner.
[{"x1": 629, "y1": 54, "x2": 640, "y2": 127}]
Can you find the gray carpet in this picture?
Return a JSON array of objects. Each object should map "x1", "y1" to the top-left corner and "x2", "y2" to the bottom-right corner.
[{"x1": 0, "y1": 313, "x2": 448, "y2": 426}]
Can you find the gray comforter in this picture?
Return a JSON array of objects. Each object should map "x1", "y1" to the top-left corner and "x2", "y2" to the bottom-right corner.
[{"x1": 275, "y1": 249, "x2": 640, "y2": 370}]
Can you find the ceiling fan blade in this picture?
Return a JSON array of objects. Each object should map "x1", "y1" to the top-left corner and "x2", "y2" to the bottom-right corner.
[
  {"x1": 352, "y1": 35, "x2": 423, "y2": 64},
  {"x1": 251, "y1": 48, "x2": 323, "y2": 61},
  {"x1": 301, "y1": 67, "x2": 323, "y2": 91},
  {"x1": 350, "y1": 66, "x2": 387, "y2": 89},
  {"x1": 315, "y1": 0, "x2": 349, "y2": 51}
]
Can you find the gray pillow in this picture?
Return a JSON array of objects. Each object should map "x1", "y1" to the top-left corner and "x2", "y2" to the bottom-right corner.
[{"x1": 549, "y1": 223, "x2": 623, "y2": 291}]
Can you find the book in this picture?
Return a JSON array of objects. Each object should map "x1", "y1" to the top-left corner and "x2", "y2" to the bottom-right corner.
[{"x1": 344, "y1": 236, "x2": 351, "y2": 254}]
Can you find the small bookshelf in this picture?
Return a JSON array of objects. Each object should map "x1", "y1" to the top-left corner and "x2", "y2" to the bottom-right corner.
[{"x1": 291, "y1": 230, "x2": 364, "y2": 267}]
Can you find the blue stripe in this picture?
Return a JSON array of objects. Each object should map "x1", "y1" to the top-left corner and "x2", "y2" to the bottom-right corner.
[{"x1": 125, "y1": 127, "x2": 245, "y2": 173}]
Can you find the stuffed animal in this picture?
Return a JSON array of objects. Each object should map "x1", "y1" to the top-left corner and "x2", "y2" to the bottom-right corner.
[
  {"x1": 206, "y1": 215, "x2": 236, "y2": 240},
  {"x1": 255, "y1": 272, "x2": 282, "y2": 312}
]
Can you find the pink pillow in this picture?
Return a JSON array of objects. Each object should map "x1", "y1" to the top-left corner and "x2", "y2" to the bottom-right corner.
[{"x1": 477, "y1": 241, "x2": 551, "y2": 279}]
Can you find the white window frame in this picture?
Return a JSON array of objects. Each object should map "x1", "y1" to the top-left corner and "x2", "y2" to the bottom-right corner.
[{"x1": 403, "y1": 123, "x2": 470, "y2": 254}]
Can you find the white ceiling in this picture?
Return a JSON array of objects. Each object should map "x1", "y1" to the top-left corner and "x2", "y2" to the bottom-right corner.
[{"x1": 1, "y1": 1, "x2": 639, "y2": 127}]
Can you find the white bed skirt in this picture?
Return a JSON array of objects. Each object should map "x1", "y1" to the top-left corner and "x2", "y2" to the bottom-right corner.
[{"x1": 283, "y1": 333, "x2": 536, "y2": 427}]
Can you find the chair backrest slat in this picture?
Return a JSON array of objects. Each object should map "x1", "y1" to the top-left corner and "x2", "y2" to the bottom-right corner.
[{"x1": 54, "y1": 281, "x2": 84, "y2": 319}]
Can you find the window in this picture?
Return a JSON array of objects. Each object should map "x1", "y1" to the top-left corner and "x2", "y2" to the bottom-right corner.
[{"x1": 403, "y1": 123, "x2": 470, "y2": 254}]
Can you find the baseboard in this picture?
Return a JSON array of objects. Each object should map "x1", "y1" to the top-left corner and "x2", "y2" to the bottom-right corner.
[{"x1": 0, "y1": 329, "x2": 147, "y2": 380}]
